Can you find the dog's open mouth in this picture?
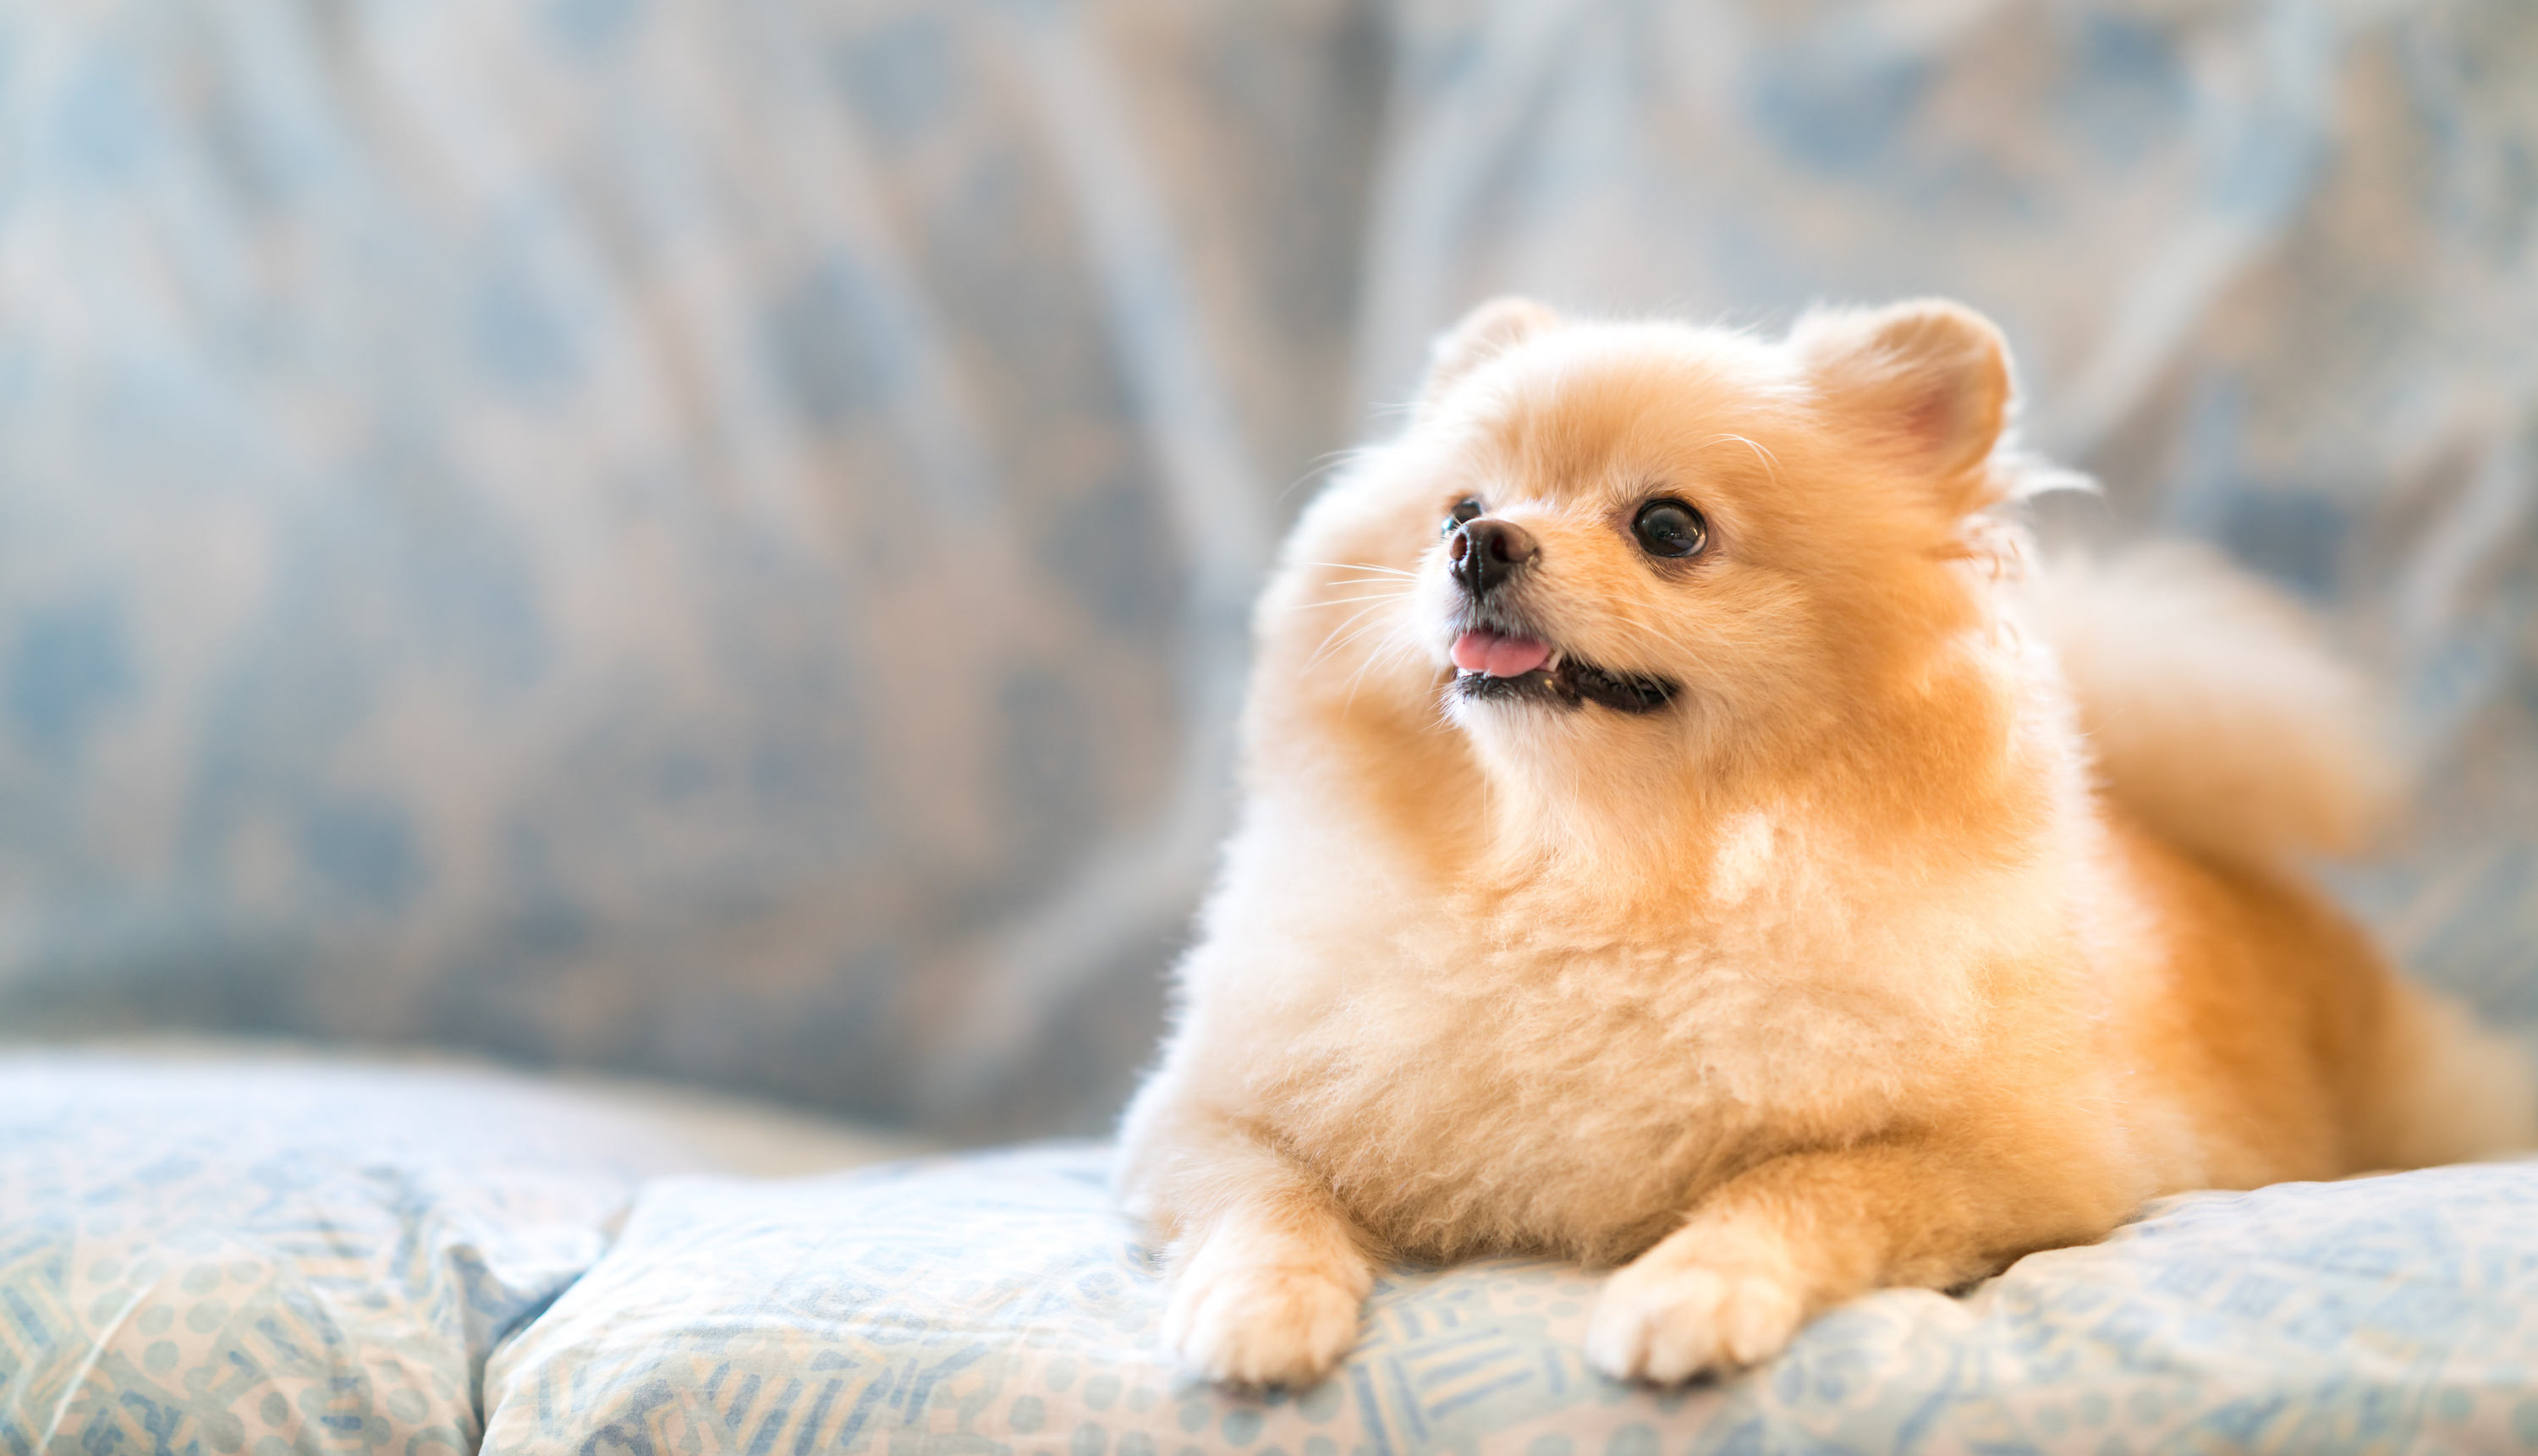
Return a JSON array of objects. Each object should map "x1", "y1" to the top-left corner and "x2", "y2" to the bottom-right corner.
[{"x1": 1448, "y1": 628, "x2": 1676, "y2": 714}]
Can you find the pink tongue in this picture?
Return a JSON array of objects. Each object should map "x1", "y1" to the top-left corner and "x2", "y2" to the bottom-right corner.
[{"x1": 1451, "y1": 629, "x2": 1552, "y2": 678}]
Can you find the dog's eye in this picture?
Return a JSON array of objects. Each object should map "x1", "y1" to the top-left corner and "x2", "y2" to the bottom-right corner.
[
  {"x1": 1632, "y1": 499, "x2": 1707, "y2": 558},
  {"x1": 1441, "y1": 497, "x2": 1484, "y2": 536}
]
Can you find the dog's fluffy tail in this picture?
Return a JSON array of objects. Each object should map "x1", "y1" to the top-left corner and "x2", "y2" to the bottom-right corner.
[
  {"x1": 2028, "y1": 547, "x2": 2537, "y2": 1162},
  {"x1": 2022, "y1": 544, "x2": 2400, "y2": 865},
  {"x1": 2368, "y1": 984, "x2": 2538, "y2": 1164}
]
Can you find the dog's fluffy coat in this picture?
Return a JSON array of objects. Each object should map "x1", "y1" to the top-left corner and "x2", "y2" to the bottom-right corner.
[{"x1": 1114, "y1": 298, "x2": 2536, "y2": 1387}]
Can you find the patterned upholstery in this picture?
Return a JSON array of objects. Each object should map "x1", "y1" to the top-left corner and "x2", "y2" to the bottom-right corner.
[
  {"x1": 483, "y1": 1144, "x2": 2538, "y2": 1455},
  {"x1": 7, "y1": 1057, "x2": 2538, "y2": 1453},
  {"x1": 0, "y1": 1054, "x2": 693, "y2": 1456}
]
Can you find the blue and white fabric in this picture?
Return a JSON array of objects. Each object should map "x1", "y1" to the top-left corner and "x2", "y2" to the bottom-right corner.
[
  {"x1": 0, "y1": 0, "x2": 1353, "y2": 1136},
  {"x1": 482, "y1": 1143, "x2": 2538, "y2": 1456},
  {"x1": 0, "y1": 1053, "x2": 693, "y2": 1456},
  {"x1": 8, "y1": 1058, "x2": 2538, "y2": 1455}
]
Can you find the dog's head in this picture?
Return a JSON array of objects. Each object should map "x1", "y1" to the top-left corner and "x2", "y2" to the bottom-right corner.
[{"x1": 1267, "y1": 297, "x2": 2034, "y2": 833}]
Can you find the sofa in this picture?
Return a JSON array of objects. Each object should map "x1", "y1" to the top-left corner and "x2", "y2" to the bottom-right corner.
[{"x1": 5, "y1": 1, "x2": 2537, "y2": 1451}]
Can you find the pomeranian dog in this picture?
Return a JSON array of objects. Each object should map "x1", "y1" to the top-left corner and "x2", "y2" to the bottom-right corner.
[{"x1": 1113, "y1": 297, "x2": 2536, "y2": 1388}]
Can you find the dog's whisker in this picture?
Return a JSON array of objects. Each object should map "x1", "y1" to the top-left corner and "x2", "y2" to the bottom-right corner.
[
  {"x1": 1290, "y1": 559, "x2": 1416, "y2": 578},
  {"x1": 1275, "y1": 447, "x2": 1382, "y2": 506},
  {"x1": 1296, "y1": 600, "x2": 1414, "y2": 678},
  {"x1": 1318, "y1": 614, "x2": 1412, "y2": 669},
  {"x1": 1340, "y1": 624, "x2": 1424, "y2": 714},
  {"x1": 1702, "y1": 431, "x2": 1782, "y2": 483},
  {"x1": 1296, "y1": 623, "x2": 1389, "y2": 679},
  {"x1": 1282, "y1": 591, "x2": 1414, "y2": 612}
]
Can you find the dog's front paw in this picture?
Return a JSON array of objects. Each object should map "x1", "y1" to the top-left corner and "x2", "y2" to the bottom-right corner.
[
  {"x1": 1163, "y1": 1254, "x2": 1364, "y2": 1388},
  {"x1": 1584, "y1": 1252, "x2": 1805, "y2": 1385}
]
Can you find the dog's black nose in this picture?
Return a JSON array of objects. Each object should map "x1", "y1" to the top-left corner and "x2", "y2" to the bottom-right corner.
[{"x1": 1448, "y1": 518, "x2": 1539, "y2": 597}]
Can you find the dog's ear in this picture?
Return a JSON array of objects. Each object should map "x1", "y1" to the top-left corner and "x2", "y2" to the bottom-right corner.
[
  {"x1": 1419, "y1": 297, "x2": 1562, "y2": 414},
  {"x1": 1791, "y1": 299, "x2": 2011, "y2": 506}
]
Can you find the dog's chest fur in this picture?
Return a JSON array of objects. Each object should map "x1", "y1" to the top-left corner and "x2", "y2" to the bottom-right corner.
[{"x1": 1204, "y1": 843, "x2": 1991, "y2": 1266}]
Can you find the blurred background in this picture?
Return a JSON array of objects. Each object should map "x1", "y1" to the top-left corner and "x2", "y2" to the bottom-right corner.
[{"x1": 2, "y1": 0, "x2": 2533, "y2": 1142}]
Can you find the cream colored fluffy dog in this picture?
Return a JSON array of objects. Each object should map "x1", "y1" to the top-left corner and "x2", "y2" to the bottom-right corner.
[{"x1": 1113, "y1": 297, "x2": 2536, "y2": 1389}]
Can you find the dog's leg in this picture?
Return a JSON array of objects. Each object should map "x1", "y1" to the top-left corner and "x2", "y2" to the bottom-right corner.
[
  {"x1": 1163, "y1": 1170, "x2": 1373, "y2": 1387},
  {"x1": 1585, "y1": 1140, "x2": 2116, "y2": 1384},
  {"x1": 1122, "y1": 1111, "x2": 1375, "y2": 1387}
]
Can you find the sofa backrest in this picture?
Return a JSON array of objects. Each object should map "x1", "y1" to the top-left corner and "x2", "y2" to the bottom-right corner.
[{"x1": 4, "y1": 0, "x2": 2531, "y2": 1137}]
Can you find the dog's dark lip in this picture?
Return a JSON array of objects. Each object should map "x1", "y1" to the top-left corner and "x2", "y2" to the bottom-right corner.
[{"x1": 1447, "y1": 611, "x2": 1678, "y2": 715}]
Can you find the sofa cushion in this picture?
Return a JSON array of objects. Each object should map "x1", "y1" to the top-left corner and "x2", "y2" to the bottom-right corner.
[
  {"x1": 481, "y1": 1142, "x2": 2538, "y2": 1455},
  {"x1": 0, "y1": 1052, "x2": 697, "y2": 1456}
]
